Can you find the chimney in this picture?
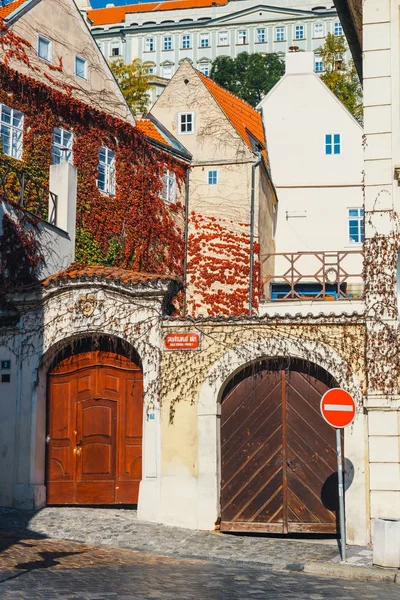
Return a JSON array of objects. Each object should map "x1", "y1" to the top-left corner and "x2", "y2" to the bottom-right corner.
[{"x1": 285, "y1": 51, "x2": 314, "y2": 75}]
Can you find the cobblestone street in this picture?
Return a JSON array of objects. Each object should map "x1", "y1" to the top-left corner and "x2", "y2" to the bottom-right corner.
[{"x1": 0, "y1": 533, "x2": 399, "y2": 600}]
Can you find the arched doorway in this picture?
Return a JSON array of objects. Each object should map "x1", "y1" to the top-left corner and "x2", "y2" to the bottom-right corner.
[
  {"x1": 220, "y1": 358, "x2": 342, "y2": 533},
  {"x1": 46, "y1": 339, "x2": 143, "y2": 505}
]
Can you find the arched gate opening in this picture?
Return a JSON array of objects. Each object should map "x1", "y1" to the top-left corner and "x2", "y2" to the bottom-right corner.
[
  {"x1": 220, "y1": 358, "x2": 342, "y2": 533},
  {"x1": 46, "y1": 337, "x2": 143, "y2": 505}
]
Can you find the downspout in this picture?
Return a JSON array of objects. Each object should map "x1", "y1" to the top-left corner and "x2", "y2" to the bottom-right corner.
[
  {"x1": 182, "y1": 167, "x2": 190, "y2": 317},
  {"x1": 249, "y1": 152, "x2": 262, "y2": 316}
]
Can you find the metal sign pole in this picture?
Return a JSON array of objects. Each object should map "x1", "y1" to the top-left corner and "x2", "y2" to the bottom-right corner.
[{"x1": 336, "y1": 428, "x2": 346, "y2": 562}]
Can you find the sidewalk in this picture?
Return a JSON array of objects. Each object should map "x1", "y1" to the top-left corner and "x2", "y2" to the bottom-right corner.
[{"x1": 0, "y1": 507, "x2": 398, "y2": 583}]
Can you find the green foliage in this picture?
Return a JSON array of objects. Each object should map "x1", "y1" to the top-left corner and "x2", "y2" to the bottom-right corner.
[
  {"x1": 210, "y1": 52, "x2": 285, "y2": 107},
  {"x1": 105, "y1": 238, "x2": 123, "y2": 266},
  {"x1": 317, "y1": 33, "x2": 363, "y2": 123},
  {"x1": 109, "y1": 58, "x2": 152, "y2": 116},
  {"x1": 75, "y1": 229, "x2": 104, "y2": 265}
]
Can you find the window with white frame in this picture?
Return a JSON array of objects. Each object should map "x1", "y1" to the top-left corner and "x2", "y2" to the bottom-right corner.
[
  {"x1": 110, "y1": 42, "x2": 120, "y2": 57},
  {"x1": 256, "y1": 28, "x2": 266, "y2": 43},
  {"x1": 325, "y1": 133, "x2": 341, "y2": 155},
  {"x1": 334, "y1": 21, "x2": 343, "y2": 36},
  {"x1": 276, "y1": 26, "x2": 285, "y2": 41},
  {"x1": 313, "y1": 23, "x2": 324, "y2": 37},
  {"x1": 37, "y1": 35, "x2": 51, "y2": 61},
  {"x1": 163, "y1": 36, "x2": 172, "y2": 51},
  {"x1": 52, "y1": 127, "x2": 73, "y2": 165},
  {"x1": 207, "y1": 170, "x2": 218, "y2": 185},
  {"x1": 199, "y1": 63, "x2": 210, "y2": 76},
  {"x1": 200, "y1": 33, "x2": 210, "y2": 48},
  {"x1": 162, "y1": 64, "x2": 173, "y2": 78},
  {"x1": 75, "y1": 55, "x2": 87, "y2": 79},
  {"x1": 182, "y1": 34, "x2": 191, "y2": 49},
  {"x1": 178, "y1": 112, "x2": 194, "y2": 134},
  {"x1": 348, "y1": 208, "x2": 364, "y2": 243},
  {"x1": 145, "y1": 38, "x2": 155, "y2": 52},
  {"x1": 146, "y1": 64, "x2": 155, "y2": 74},
  {"x1": 161, "y1": 168, "x2": 176, "y2": 203},
  {"x1": 218, "y1": 31, "x2": 228, "y2": 45},
  {"x1": 294, "y1": 25, "x2": 305, "y2": 40},
  {"x1": 0, "y1": 103, "x2": 23, "y2": 160},
  {"x1": 97, "y1": 146, "x2": 116, "y2": 196},
  {"x1": 238, "y1": 30, "x2": 248, "y2": 44},
  {"x1": 315, "y1": 57, "x2": 324, "y2": 72}
]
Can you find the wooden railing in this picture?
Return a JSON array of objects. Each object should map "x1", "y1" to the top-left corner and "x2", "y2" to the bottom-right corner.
[
  {"x1": 261, "y1": 250, "x2": 364, "y2": 301},
  {"x1": 0, "y1": 159, "x2": 57, "y2": 225}
]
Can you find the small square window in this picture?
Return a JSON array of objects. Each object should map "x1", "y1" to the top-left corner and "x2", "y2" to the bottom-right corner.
[
  {"x1": 200, "y1": 33, "x2": 210, "y2": 48},
  {"x1": 75, "y1": 55, "x2": 87, "y2": 80},
  {"x1": 145, "y1": 38, "x2": 154, "y2": 52},
  {"x1": 276, "y1": 26, "x2": 285, "y2": 42},
  {"x1": 1, "y1": 374, "x2": 10, "y2": 383},
  {"x1": 111, "y1": 45, "x2": 120, "y2": 57},
  {"x1": 334, "y1": 21, "x2": 343, "y2": 36},
  {"x1": 179, "y1": 112, "x2": 194, "y2": 134},
  {"x1": 182, "y1": 34, "x2": 191, "y2": 49},
  {"x1": 218, "y1": 31, "x2": 228, "y2": 45},
  {"x1": 325, "y1": 133, "x2": 341, "y2": 155},
  {"x1": 256, "y1": 28, "x2": 266, "y2": 44},
  {"x1": 38, "y1": 36, "x2": 51, "y2": 62},
  {"x1": 207, "y1": 170, "x2": 218, "y2": 185},
  {"x1": 163, "y1": 36, "x2": 173, "y2": 51},
  {"x1": 295, "y1": 25, "x2": 305, "y2": 40}
]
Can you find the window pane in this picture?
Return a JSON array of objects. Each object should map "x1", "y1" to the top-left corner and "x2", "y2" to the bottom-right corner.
[
  {"x1": 75, "y1": 56, "x2": 87, "y2": 79},
  {"x1": 38, "y1": 37, "x2": 50, "y2": 60}
]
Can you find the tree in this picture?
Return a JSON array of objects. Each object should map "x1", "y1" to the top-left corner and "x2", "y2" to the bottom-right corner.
[
  {"x1": 109, "y1": 58, "x2": 152, "y2": 116},
  {"x1": 317, "y1": 33, "x2": 363, "y2": 122},
  {"x1": 210, "y1": 52, "x2": 284, "y2": 107}
]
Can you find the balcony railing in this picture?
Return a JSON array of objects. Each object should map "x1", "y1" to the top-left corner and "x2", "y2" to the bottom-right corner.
[
  {"x1": 0, "y1": 159, "x2": 57, "y2": 225},
  {"x1": 261, "y1": 251, "x2": 364, "y2": 301}
]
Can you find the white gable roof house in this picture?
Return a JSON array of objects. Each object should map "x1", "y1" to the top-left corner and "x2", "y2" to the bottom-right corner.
[{"x1": 258, "y1": 50, "x2": 364, "y2": 314}]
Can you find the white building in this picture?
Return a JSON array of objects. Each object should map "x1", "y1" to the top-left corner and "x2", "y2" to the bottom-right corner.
[
  {"x1": 258, "y1": 50, "x2": 364, "y2": 303},
  {"x1": 84, "y1": 0, "x2": 349, "y2": 102}
]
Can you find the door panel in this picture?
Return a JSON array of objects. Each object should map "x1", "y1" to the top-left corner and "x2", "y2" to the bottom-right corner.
[
  {"x1": 46, "y1": 350, "x2": 143, "y2": 505},
  {"x1": 220, "y1": 364, "x2": 340, "y2": 534}
]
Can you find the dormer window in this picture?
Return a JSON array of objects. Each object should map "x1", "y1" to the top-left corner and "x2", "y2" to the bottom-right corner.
[
  {"x1": 75, "y1": 55, "x2": 87, "y2": 80},
  {"x1": 97, "y1": 146, "x2": 116, "y2": 196},
  {"x1": 52, "y1": 127, "x2": 73, "y2": 165},
  {"x1": 0, "y1": 103, "x2": 24, "y2": 160},
  {"x1": 38, "y1": 35, "x2": 51, "y2": 62}
]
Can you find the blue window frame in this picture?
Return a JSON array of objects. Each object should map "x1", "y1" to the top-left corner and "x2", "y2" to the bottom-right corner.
[
  {"x1": 163, "y1": 36, "x2": 172, "y2": 51},
  {"x1": 75, "y1": 55, "x2": 87, "y2": 79},
  {"x1": 295, "y1": 25, "x2": 304, "y2": 40},
  {"x1": 207, "y1": 170, "x2": 218, "y2": 185},
  {"x1": 182, "y1": 34, "x2": 191, "y2": 49},
  {"x1": 334, "y1": 21, "x2": 343, "y2": 36},
  {"x1": 325, "y1": 133, "x2": 341, "y2": 155},
  {"x1": 348, "y1": 208, "x2": 364, "y2": 243},
  {"x1": 315, "y1": 59, "x2": 324, "y2": 72}
]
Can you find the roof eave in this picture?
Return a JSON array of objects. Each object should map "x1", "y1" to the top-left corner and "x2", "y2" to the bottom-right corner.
[{"x1": 333, "y1": 0, "x2": 362, "y2": 81}]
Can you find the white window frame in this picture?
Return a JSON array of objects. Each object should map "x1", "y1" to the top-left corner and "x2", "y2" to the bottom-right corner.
[
  {"x1": 276, "y1": 26, "x2": 285, "y2": 42},
  {"x1": 199, "y1": 63, "x2": 210, "y2": 76},
  {"x1": 37, "y1": 35, "x2": 51, "y2": 62},
  {"x1": 256, "y1": 28, "x2": 266, "y2": 43},
  {"x1": 182, "y1": 34, "x2": 191, "y2": 49},
  {"x1": 348, "y1": 208, "x2": 364, "y2": 244},
  {"x1": 163, "y1": 36, "x2": 173, "y2": 51},
  {"x1": 161, "y1": 168, "x2": 176, "y2": 204},
  {"x1": 334, "y1": 21, "x2": 343, "y2": 36},
  {"x1": 75, "y1": 55, "x2": 88, "y2": 80},
  {"x1": 97, "y1": 146, "x2": 116, "y2": 196},
  {"x1": 145, "y1": 37, "x2": 154, "y2": 52},
  {"x1": 238, "y1": 30, "x2": 248, "y2": 45},
  {"x1": 162, "y1": 64, "x2": 173, "y2": 79},
  {"x1": 110, "y1": 42, "x2": 120, "y2": 57},
  {"x1": 207, "y1": 170, "x2": 218, "y2": 185},
  {"x1": 200, "y1": 33, "x2": 210, "y2": 48},
  {"x1": 218, "y1": 31, "x2": 228, "y2": 46},
  {"x1": 313, "y1": 23, "x2": 324, "y2": 38},
  {"x1": 0, "y1": 103, "x2": 24, "y2": 160},
  {"x1": 294, "y1": 25, "x2": 305, "y2": 40},
  {"x1": 178, "y1": 112, "x2": 194, "y2": 135},
  {"x1": 52, "y1": 127, "x2": 73, "y2": 165}
]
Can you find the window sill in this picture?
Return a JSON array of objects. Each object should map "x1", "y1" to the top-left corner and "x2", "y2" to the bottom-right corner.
[
  {"x1": 199, "y1": 46, "x2": 210, "y2": 49},
  {"x1": 275, "y1": 39, "x2": 286, "y2": 43},
  {"x1": 162, "y1": 49, "x2": 173, "y2": 52},
  {"x1": 217, "y1": 44, "x2": 229, "y2": 47},
  {"x1": 180, "y1": 47, "x2": 192, "y2": 50},
  {"x1": 255, "y1": 41, "x2": 267, "y2": 45},
  {"x1": 143, "y1": 50, "x2": 155, "y2": 53},
  {"x1": 236, "y1": 43, "x2": 248, "y2": 46},
  {"x1": 294, "y1": 38, "x2": 306, "y2": 41}
]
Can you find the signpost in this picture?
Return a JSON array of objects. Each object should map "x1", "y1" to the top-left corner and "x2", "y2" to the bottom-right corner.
[{"x1": 320, "y1": 388, "x2": 356, "y2": 562}]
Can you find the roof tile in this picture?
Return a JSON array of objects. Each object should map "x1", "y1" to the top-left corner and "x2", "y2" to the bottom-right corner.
[
  {"x1": 136, "y1": 119, "x2": 170, "y2": 146},
  {"x1": 0, "y1": 0, "x2": 28, "y2": 20},
  {"x1": 42, "y1": 265, "x2": 177, "y2": 287},
  {"x1": 88, "y1": 0, "x2": 228, "y2": 26}
]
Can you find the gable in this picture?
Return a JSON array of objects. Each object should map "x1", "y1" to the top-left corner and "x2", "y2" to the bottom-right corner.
[
  {"x1": 211, "y1": 5, "x2": 329, "y2": 26},
  {"x1": 2, "y1": 0, "x2": 133, "y2": 123}
]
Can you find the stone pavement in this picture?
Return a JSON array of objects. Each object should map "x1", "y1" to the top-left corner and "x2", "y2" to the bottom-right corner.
[
  {"x1": 0, "y1": 507, "x2": 366, "y2": 571},
  {"x1": 0, "y1": 534, "x2": 399, "y2": 600}
]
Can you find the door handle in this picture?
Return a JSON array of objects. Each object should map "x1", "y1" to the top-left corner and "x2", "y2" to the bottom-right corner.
[
  {"x1": 76, "y1": 440, "x2": 82, "y2": 447},
  {"x1": 287, "y1": 460, "x2": 296, "y2": 470}
]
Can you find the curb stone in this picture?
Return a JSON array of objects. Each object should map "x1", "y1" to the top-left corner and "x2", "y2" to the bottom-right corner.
[{"x1": 304, "y1": 562, "x2": 400, "y2": 583}]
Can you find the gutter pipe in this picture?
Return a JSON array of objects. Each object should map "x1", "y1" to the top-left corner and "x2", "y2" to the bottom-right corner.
[{"x1": 249, "y1": 151, "x2": 262, "y2": 316}]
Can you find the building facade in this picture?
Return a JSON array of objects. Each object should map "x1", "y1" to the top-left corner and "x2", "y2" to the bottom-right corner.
[{"x1": 85, "y1": 0, "x2": 348, "y2": 103}]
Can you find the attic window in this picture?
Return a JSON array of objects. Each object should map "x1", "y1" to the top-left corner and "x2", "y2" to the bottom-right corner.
[
  {"x1": 178, "y1": 112, "x2": 194, "y2": 134},
  {"x1": 38, "y1": 36, "x2": 51, "y2": 62},
  {"x1": 75, "y1": 55, "x2": 88, "y2": 80}
]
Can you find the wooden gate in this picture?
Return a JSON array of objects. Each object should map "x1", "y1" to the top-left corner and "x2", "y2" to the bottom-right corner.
[
  {"x1": 46, "y1": 350, "x2": 143, "y2": 505},
  {"x1": 220, "y1": 363, "x2": 341, "y2": 533}
]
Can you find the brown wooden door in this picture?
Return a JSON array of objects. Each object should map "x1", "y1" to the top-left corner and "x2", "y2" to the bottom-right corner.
[
  {"x1": 220, "y1": 364, "x2": 341, "y2": 533},
  {"x1": 46, "y1": 351, "x2": 143, "y2": 505}
]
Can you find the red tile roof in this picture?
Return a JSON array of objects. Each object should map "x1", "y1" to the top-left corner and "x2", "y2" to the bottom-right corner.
[
  {"x1": 42, "y1": 265, "x2": 178, "y2": 287},
  {"x1": 0, "y1": 0, "x2": 27, "y2": 20},
  {"x1": 197, "y1": 71, "x2": 268, "y2": 163},
  {"x1": 136, "y1": 119, "x2": 169, "y2": 146},
  {"x1": 88, "y1": 0, "x2": 228, "y2": 26}
]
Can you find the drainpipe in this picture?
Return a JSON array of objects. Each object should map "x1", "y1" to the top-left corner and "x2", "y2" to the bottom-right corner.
[
  {"x1": 249, "y1": 152, "x2": 262, "y2": 316},
  {"x1": 182, "y1": 167, "x2": 190, "y2": 318}
]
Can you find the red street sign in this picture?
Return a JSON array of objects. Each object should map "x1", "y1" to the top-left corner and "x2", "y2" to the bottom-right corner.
[
  {"x1": 164, "y1": 332, "x2": 201, "y2": 351},
  {"x1": 320, "y1": 388, "x2": 356, "y2": 428}
]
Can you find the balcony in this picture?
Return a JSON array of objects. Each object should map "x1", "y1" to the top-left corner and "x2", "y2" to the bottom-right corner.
[{"x1": 260, "y1": 250, "x2": 364, "y2": 316}]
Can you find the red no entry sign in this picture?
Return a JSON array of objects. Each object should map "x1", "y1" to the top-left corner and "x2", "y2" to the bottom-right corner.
[{"x1": 320, "y1": 388, "x2": 356, "y2": 428}]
